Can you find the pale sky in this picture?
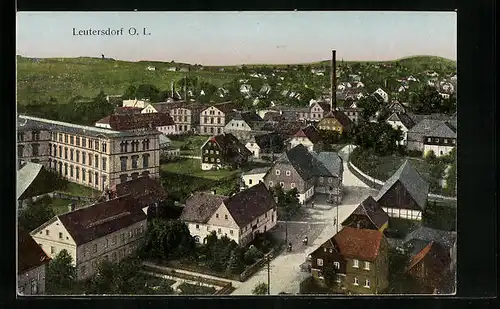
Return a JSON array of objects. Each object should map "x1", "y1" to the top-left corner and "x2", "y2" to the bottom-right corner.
[{"x1": 16, "y1": 11, "x2": 456, "y2": 65}]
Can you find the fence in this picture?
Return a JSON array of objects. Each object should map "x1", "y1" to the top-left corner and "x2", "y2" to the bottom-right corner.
[
  {"x1": 49, "y1": 191, "x2": 96, "y2": 203},
  {"x1": 142, "y1": 263, "x2": 233, "y2": 293},
  {"x1": 239, "y1": 244, "x2": 284, "y2": 282},
  {"x1": 348, "y1": 161, "x2": 457, "y2": 201}
]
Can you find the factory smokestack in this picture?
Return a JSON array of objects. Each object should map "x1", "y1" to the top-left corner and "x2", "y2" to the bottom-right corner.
[{"x1": 330, "y1": 50, "x2": 337, "y2": 111}]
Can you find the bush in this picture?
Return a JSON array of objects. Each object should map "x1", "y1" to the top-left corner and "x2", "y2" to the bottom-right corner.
[
  {"x1": 244, "y1": 245, "x2": 264, "y2": 265},
  {"x1": 406, "y1": 149, "x2": 424, "y2": 157}
]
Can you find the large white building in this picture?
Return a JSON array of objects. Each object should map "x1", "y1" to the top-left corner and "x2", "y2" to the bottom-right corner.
[
  {"x1": 180, "y1": 183, "x2": 278, "y2": 246},
  {"x1": 30, "y1": 195, "x2": 147, "y2": 280},
  {"x1": 17, "y1": 115, "x2": 161, "y2": 191},
  {"x1": 386, "y1": 112, "x2": 416, "y2": 146}
]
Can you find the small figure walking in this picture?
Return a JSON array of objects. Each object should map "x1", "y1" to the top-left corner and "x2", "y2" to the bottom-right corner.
[
  {"x1": 333, "y1": 217, "x2": 337, "y2": 226},
  {"x1": 288, "y1": 242, "x2": 292, "y2": 252},
  {"x1": 303, "y1": 236, "x2": 308, "y2": 246},
  {"x1": 311, "y1": 201, "x2": 315, "y2": 209}
]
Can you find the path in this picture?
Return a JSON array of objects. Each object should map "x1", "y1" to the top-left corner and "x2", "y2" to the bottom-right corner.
[
  {"x1": 180, "y1": 155, "x2": 201, "y2": 160},
  {"x1": 231, "y1": 145, "x2": 377, "y2": 295}
]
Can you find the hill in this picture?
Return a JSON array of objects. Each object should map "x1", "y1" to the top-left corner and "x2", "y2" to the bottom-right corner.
[{"x1": 16, "y1": 56, "x2": 238, "y2": 105}]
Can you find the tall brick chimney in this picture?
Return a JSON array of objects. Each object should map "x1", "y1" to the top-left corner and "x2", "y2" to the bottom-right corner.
[{"x1": 330, "y1": 50, "x2": 337, "y2": 111}]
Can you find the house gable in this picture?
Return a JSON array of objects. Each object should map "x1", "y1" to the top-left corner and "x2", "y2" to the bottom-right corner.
[
  {"x1": 206, "y1": 203, "x2": 240, "y2": 229},
  {"x1": 377, "y1": 180, "x2": 422, "y2": 211},
  {"x1": 30, "y1": 217, "x2": 77, "y2": 260}
]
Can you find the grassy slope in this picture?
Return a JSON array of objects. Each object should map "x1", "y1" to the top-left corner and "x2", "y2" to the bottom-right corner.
[
  {"x1": 16, "y1": 56, "x2": 238, "y2": 105},
  {"x1": 17, "y1": 55, "x2": 455, "y2": 105}
]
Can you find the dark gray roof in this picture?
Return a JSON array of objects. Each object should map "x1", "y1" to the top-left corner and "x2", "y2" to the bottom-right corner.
[
  {"x1": 18, "y1": 115, "x2": 160, "y2": 138},
  {"x1": 242, "y1": 167, "x2": 270, "y2": 175},
  {"x1": 342, "y1": 196, "x2": 389, "y2": 230},
  {"x1": 407, "y1": 112, "x2": 456, "y2": 124},
  {"x1": 407, "y1": 118, "x2": 444, "y2": 136},
  {"x1": 280, "y1": 145, "x2": 340, "y2": 181},
  {"x1": 387, "y1": 112, "x2": 415, "y2": 129},
  {"x1": 375, "y1": 160, "x2": 429, "y2": 210},
  {"x1": 223, "y1": 182, "x2": 277, "y2": 227},
  {"x1": 312, "y1": 152, "x2": 343, "y2": 178},
  {"x1": 180, "y1": 192, "x2": 227, "y2": 223},
  {"x1": 426, "y1": 121, "x2": 457, "y2": 138},
  {"x1": 404, "y1": 226, "x2": 457, "y2": 250}
]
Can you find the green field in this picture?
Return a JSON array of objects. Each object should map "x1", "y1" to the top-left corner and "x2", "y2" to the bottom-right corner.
[
  {"x1": 56, "y1": 182, "x2": 101, "y2": 197},
  {"x1": 169, "y1": 135, "x2": 208, "y2": 156},
  {"x1": 161, "y1": 158, "x2": 238, "y2": 180},
  {"x1": 16, "y1": 56, "x2": 238, "y2": 105}
]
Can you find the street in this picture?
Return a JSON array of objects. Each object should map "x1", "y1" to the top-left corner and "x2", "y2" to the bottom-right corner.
[{"x1": 231, "y1": 145, "x2": 379, "y2": 295}]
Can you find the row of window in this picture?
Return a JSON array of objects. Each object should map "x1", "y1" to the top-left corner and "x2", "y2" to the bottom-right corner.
[
  {"x1": 55, "y1": 133, "x2": 107, "y2": 152},
  {"x1": 202, "y1": 117, "x2": 222, "y2": 124},
  {"x1": 202, "y1": 126, "x2": 223, "y2": 134},
  {"x1": 204, "y1": 110, "x2": 221, "y2": 116},
  {"x1": 49, "y1": 144, "x2": 107, "y2": 170},
  {"x1": 173, "y1": 115, "x2": 189, "y2": 122},
  {"x1": 119, "y1": 171, "x2": 149, "y2": 183},
  {"x1": 426, "y1": 137, "x2": 456, "y2": 144},
  {"x1": 50, "y1": 159, "x2": 104, "y2": 186},
  {"x1": 17, "y1": 131, "x2": 40, "y2": 142},
  {"x1": 119, "y1": 139, "x2": 150, "y2": 153},
  {"x1": 317, "y1": 257, "x2": 370, "y2": 270},
  {"x1": 81, "y1": 246, "x2": 133, "y2": 276},
  {"x1": 120, "y1": 154, "x2": 150, "y2": 171},
  {"x1": 172, "y1": 109, "x2": 189, "y2": 115},
  {"x1": 269, "y1": 181, "x2": 296, "y2": 189},
  {"x1": 204, "y1": 157, "x2": 221, "y2": 163},
  {"x1": 204, "y1": 149, "x2": 220, "y2": 155},
  {"x1": 82, "y1": 226, "x2": 144, "y2": 259}
]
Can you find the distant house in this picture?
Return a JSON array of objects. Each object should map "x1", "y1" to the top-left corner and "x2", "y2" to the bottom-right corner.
[
  {"x1": 169, "y1": 103, "x2": 203, "y2": 134},
  {"x1": 318, "y1": 111, "x2": 354, "y2": 134},
  {"x1": 167, "y1": 67, "x2": 177, "y2": 72},
  {"x1": 30, "y1": 195, "x2": 148, "y2": 280},
  {"x1": 309, "y1": 102, "x2": 332, "y2": 122},
  {"x1": 386, "y1": 112, "x2": 416, "y2": 146},
  {"x1": 401, "y1": 226, "x2": 457, "y2": 293},
  {"x1": 122, "y1": 99, "x2": 148, "y2": 109},
  {"x1": 289, "y1": 125, "x2": 323, "y2": 152},
  {"x1": 241, "y1": 167, "x2": 270, "y2": 190},
  {"x1": 263, "y1": 144, "x2": 343, "y2": 204},
  {"x1": 422, "y1": 121, "x2": 457, "y2": 157},
  {"x1": 199, "y1": 101, "x2": 238, "y2": 135},
  {"x1": 244, "y1": 132, "x2": 287, "y2": 160},
  {"x1": 406, "y1": 116, "x2": 457, "y2": 153},
  {"x1": 373, "y1": 88, "x2": 389, "y2": 103},
  {"x1": 146, "y1": 66, "x2": 156, "y2": 71},
  {"x1": 374, "y1": 160, "x2": 429, "y2": 220},
  {"x1": 341, "y1": 196, "x2": 389, "y2": 232},
  {"x1": 95, "y1": 113, "x2": 176, "y2": 135},
  {"x1": 18, "y1": 228, "x2": 51, "y2": 295},
  {"x1": 200, "y1": 133, "x2": 252, "y2": 171},
  {"x1": 261, "y1": 120, "x2": 304, "y2": 138},
  {"x1": 309, "y1": 227, "x2": 389, "y2": 294},
  {"x1": 224, "y1": 111, "x2": 264, "y2": 141},
  {"x1": 141, "y1": 101, "x2": 186, "y2": 114},
  {"x1": 180, "y1": 183, "x2": 278, "y2": 246},
  {"x1": 158, "y1": 134, "x2": 180, "y2": 160},
  {"x1": 387, "y1": 101, "x2": 406, "y2": 114}
]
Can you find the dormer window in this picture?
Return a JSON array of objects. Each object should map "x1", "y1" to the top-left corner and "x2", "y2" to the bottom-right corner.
[{"x1": 285, "y1": 170, "x2": 291, "y2": 176}]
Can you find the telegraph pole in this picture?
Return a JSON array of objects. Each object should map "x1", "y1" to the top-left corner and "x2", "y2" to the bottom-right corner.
[{"x1": 267, "y1": 255, "x2": 271, "y2": 295}]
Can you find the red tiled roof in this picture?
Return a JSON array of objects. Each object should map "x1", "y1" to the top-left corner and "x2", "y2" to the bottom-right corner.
[
  {"x1": 294, "y1": 125, "x2": 322, "y2": 143},
  {"x1": 96, "y1": 113, "x2": 175, "y2": 131},
  {"x1": 18, "y1": 228, "x2": 51, "y2": 274},
  {"x1": 333, "y1": 227, "x2": 384, "y2": 261},
  {"x1": 407, "y1": 241, "x2": 451, "y2": 271},
  {"x1": 58, "y1": 195, "x2": 146, "y2": 245},
  {"x1": 114, "y1": 107, "x2": 143, "y2": 115}
]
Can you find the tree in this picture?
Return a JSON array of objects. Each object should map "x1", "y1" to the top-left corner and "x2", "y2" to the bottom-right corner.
[
  {"x1": 122, "y1": 85, "x2": 138, "y2": 99},
  {"x1": 252, "y1": 282, "x2": 268, "y2": 295},
  {"x1": 226, "y1": 247, "x2": 245, "y2": 274},
  {"x1": 46, "y1": 249, "x2": 77, "y2": 293},
  {"x1": 143, "y1": 219, "x2": 196, "y2": 260},
  {"x1": 18, "y1": 200, "x2": 56, "y2": 232},
  {"x1": 322, "y1": 263, "x2": 339, "y2": 288},
  {"x1": 358, "y1": 95, "x2": 382, "y2": 120}
]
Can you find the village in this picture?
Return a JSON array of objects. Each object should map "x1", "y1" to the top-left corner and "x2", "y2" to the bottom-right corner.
[{"x1": 17, "y1": 50, "x2": 457, "y2": 296}]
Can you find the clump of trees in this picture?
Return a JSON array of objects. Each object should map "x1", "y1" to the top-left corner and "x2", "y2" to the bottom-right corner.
[
  {"x1": 141, "y1": 219, "x2": 196, "y2": 261},
  {"x1": 409, "y1": 84, "x2": 456, "y2": 114},
  {"x1": 351, "y1": 121, "x2": 403, "y2": 156},
  {"x1": 271, "y1": 186, "x2": 301, "y2": 220},
  {"x1": 18, "y1": 195, "x2": 56, "y2": 232},
  {"x1": 46, "y1": 250, "x2": 77, "y2": 294}
]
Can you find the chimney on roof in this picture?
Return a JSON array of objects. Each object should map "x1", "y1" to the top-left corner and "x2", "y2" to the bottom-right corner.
[{"x1": 331, "y1": 50, "x2": 337, "y2": 111}]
